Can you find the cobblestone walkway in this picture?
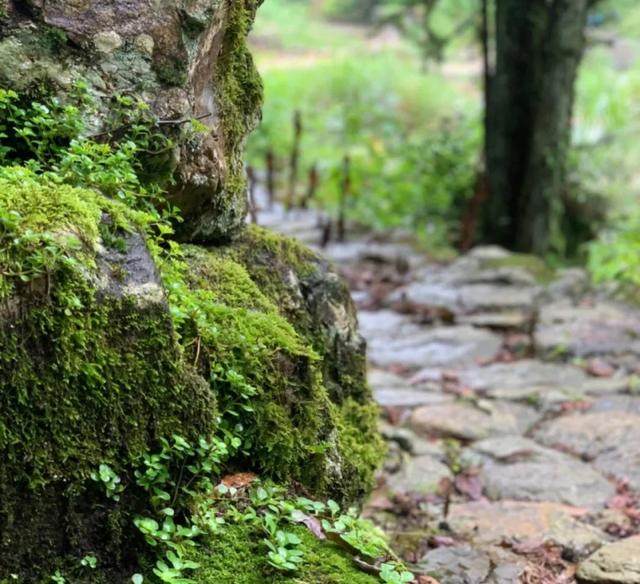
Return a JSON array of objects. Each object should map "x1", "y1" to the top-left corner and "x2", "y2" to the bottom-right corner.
[{"x1": 256, "y1": 198, "x2": 640, "y2": 583}]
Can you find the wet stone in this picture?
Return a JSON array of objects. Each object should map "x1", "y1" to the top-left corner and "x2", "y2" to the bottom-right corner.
[
  {"x1": 535, "y1": 300, "x2": 640, "y2": 361},
  {"x1": 386, "y1": 454, "x2": 452, "y2": 495},
  {"x1": 467, "y1": 436, "x2": 615, "y2": 509},
  {"x1": 365, "y1": 323, "x2": 503, "y2": 370},
  {"x1": 591, "y1": 394, "x2": 640, "y2": 414},
  {"x1": 577, "y1": 535, "x2": 640, "y2": 583},
  {"x1": 379, "y1": 423, "x2": 446, "y2": 457},
  {"x1": 458, "y1": 359, "x2": 588, "y2": 407},
  {"x1": 410, "y1": 400, "x2": 538, "y2": 441},
  {"x1": 448, "y1": 501, "x2": 607, "y2": 560},
  {"x1": 369, "y1": 369, "x2": 450, "y2": 408},
  {"x1": 533, "y1": 411, "x2": 640, "y2": 490},
  {"x1": 417, "y1": 546, "x2": 491, "y2": 584},
  {"x1": 456, "y1": 311, "x2": 532, "y2": 329}
]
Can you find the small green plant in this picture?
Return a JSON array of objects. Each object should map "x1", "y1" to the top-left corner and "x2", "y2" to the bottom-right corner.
[
  {"x1": 264, "y1": 529, "x2": 305, "y2": 571},
  {"x1": 90, "y1": 463, "x2": 124, "y2": 501},
  {"x1": 80, "y1": 554, "x2": 98, "y2": 569},
  {"x1": 379, "y1": 562, "x2": 414, "y2": 584},
  {"x1": 322, "y1": 510, "x2": 389, "y2": 559},
  {"x1": 152, "y1": 551, "x2": 200, "y2": 584},
  {"x1": 50, "y1": 571, "x2": 66, "y2": 584}
]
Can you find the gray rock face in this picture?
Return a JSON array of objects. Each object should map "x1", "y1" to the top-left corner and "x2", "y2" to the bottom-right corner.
[
  {"x1": 1, "y1": 0, "x2": 263, "y2": 242},
  {"x1": 96, "y1": 232, "x2": 164, "y2": 304},
  {"x1": 469, "y1": 436, "x2": 615, "y2": 509},
  {"x1": 533, "y1": 412, "x2": 640, "y2": 490},
  {"x1": 577, "y1": 535, "x2": 640, "y2": 583}
]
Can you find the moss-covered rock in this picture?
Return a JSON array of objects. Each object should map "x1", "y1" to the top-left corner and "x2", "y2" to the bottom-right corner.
[
  {"x1": 189, "y1": 524, "x2": 379, "y2": 584},
  {"x1": 0, "y1": 0, "x2": 263, "y2": 243},
  {"x1": 0, "y1": 169, "x2": 216, "y2": 579},
  {"x1": 176, "y1": 226, "x2": 383, "y2": 502},
  {"x1": 0, "y1": 171, "x2": 382, "y2": 580}
]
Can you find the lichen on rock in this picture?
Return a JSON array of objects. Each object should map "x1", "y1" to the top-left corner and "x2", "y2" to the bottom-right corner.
[{"x1": 0, "y1": 0, "x2": 264, "y2": 243}]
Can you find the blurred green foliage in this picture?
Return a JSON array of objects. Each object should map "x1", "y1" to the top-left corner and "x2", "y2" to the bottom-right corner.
[
  {"x1": 247, "y1": 49, "x2": 480, "y2": 249},
  {"x1": 250, "y1": 0, "x2": 640, "y2": 283}
]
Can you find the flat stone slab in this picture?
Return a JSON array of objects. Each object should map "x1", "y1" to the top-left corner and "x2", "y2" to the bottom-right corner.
[
  {"x1": 418, "y1": 546, "x2": 491, "y2": 584},
  {"x1": 459, "y1": 360, "x2": 587, "y2": 405},
  {"x1": 458, "y1": 283, "x2": 538, "y2": 313},
  {"x1": 456, "y1": 311, "x2": 532, "y2": 329},
  {"x1": 458, "y1": 360, "x2": 631, "y2": 408},
  {"x1": 467, "y1": 436, "x2": 615, "y2": 509},
  {"x1": 591, "y1": 395, "x2": 640, "y2": 414},
  {"x1": 448, "y1": 501, "x2": 607, "y2": 559},
  {"x1": 391, "y1": 279, "x2": 538, "y2": 318},
  {"x1": 386, "y1": 454, "x2": 452, "y2": 495},
  {"x1": 535, "y1": 300, "x2": 640, "y2": 360},
  {"x1": 577, "y1": 535, "x2": 640, "y2": 583},
  {"x1": 388, "y1": 249, "x2": 544, "y2": 328},
  {"x1": 366, "y1": 323, "x2": 503, "y2": 370},
  {"x1": 417, "y1": 545, "x2": 528, "y2": 584},
  {"x1": 533, "y1": 411, "x2": 640, "y2": 490},
  {"x1": 322, "y1": 241, "x2": 426, "y2": 269},
  {"x1": 358, "y1": 310, "x2": 414, "y2": 337},
  {"x1": 368, "y1": 369, "x2": 450, "y2": 407},
  {"x1": 410, "y1": 401, "x2": 538, "y2": 441},
  {"x1": 379, "y1": 423, "x2": 446, "y2": 457}
]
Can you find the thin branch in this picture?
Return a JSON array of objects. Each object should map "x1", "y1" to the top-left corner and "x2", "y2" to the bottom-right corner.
[{"x1": 87, "y1": 112, "x2": 212, "y2": 140}]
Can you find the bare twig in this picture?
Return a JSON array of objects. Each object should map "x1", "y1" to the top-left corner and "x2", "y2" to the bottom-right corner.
[{"x1": 286, "y1": 110, "x2": 303, "y2": 211}]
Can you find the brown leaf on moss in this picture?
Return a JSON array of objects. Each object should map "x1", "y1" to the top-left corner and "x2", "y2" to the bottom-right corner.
[
  {"x1": 294, "y1": 513, "x2": 326, "y2": 540},
  {"x1": 220, "y1": 472, "x2": 258, "y2": 489}
]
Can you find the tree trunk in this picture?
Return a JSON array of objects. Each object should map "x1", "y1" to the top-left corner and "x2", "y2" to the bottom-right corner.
[{"x1": 483, "y1": 0, "x2": 589, "y2": 255}]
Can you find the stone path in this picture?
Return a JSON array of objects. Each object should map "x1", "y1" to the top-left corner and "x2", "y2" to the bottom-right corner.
[{"x1": 254, "y1": 198, "x2": 640, "y2": 583}]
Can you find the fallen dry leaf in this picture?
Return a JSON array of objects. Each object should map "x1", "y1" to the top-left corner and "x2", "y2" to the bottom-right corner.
[
  {"x1": 454, "y1": 470, "x2": 484, "y2": 501},
  {"x1": 293, "y1": 512, "x2": 326, "y2": 540},
  {"x1": 586, "y1": 358, "x2": 615, "y2": 378},
  {"x1": 220, "y1": 472, "x2": 257, "y2": 489},
  {"x1": 416, "y1": 576, "x2": 441, "y2": 584}
]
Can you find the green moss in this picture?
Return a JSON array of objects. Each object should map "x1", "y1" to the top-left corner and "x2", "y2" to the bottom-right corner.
[
  {"x1": 482, "y1": 253, "x2": 555, "y2": 283},
  {"x1": 181, "y1": 244, "x2": 277, "y2": 313},
  {"x1": 215, "y1": 0, "x2": 263, "y2": 219},
  {"x1": 168, "y1": 246, "x2": 335, "y2": 492},
  {"x1": 171, "y1": 227, "x2": 383, "y2": 501},
  {"x1": 190, "y1": 524, "x2": 379, "y2": 584},
  {"x1": 334, "y1": 399, "x2": 385, "y2": 502},
  {"x1": 230, "y1": 226, "x2": 370, "y2": 403},
  {"x1": 153, "y1": 55, "x2": 189, "y2": 87},
  {"x1": 0, "y1": 170, "x2": 216, "y2": 578}
]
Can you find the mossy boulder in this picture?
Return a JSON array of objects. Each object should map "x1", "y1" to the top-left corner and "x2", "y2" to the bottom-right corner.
[
  {"x1": 178, "y1": 226, "x2": 382, "y2": 502},
  {"x1": 189, "y1": 524, "x2": 379, "y2": 584},
  {"x1": 0, "y1": 170, "x2": 382, "y2": 580},
  {"x1": 0, "y1": 168, "x2": 216, "y2": 579},
  {"x1": 0, "y1": 0, "x2": 263, "y2": 242}
]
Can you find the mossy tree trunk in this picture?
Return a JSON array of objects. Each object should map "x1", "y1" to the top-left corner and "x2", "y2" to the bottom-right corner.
[{"x1": 482, "y1": 0, "x2": 590, "y2": 255}]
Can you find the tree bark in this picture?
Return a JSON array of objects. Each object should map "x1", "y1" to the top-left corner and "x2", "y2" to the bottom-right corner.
[{"x1": 483, "y1": 0, "x2": 589, "y2": 254}]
